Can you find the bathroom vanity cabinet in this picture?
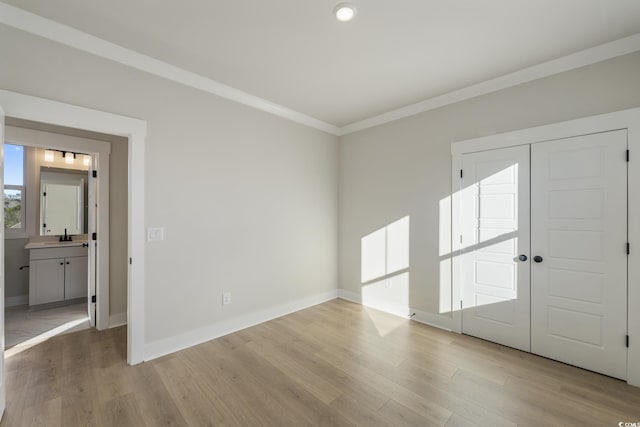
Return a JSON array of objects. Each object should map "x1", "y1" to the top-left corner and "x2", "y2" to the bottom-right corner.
[{"x1": 26, "y1": 242, "x2": 88, "y2": 306}]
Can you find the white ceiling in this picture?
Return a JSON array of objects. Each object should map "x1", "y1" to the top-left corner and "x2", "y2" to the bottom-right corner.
[{"x1": 5, "y1": 0, "x2": 640, "y2": 127}]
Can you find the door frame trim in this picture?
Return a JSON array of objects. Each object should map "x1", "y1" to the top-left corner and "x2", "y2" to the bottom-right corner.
[
  {"x1": 0, "y1": 89, "x2": 146, "y2": 365},
  {"x1": 451, "y1": 107, "x2": 640, "y2": 387}
]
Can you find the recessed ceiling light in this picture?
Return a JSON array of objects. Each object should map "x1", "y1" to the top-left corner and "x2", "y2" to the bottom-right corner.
[{"x1": 334, "y1": 3, "x2": 357, "y2": 22}]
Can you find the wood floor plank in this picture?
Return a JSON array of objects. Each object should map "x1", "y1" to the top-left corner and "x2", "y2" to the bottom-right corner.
[
  {"x1": 61, "y1": 391, "x2": 100, "y2": 427},
  {"x1": 314, "y1": 346, "x2": 453, "y2": 426},
  {"x1": 229, "y1": 343, "x2": 353, "y2": 426},
  {"x1": 328, "y1": 394, "x2": 393, "y2": 427},
  {"x1": 445, "y1": 413, "x2": 483, "y2": 427},
  {"x1": 20, "y1": 396, "x2": 62, "y2": 427},
  {"x1": 101, "y1": 392, "x2": 147, "y2": 427},
  {"x1": 180, "y1": 348, "x2": 270, "y2": 426},
  {"x1": 2, "y1": 298, "x2": 639, "y2": 427},
  {"x1": 377, "y1": 398, "x2": 439, "y2": 427},
  {"x1": 185, "y1": 344, "x2": 305, "y2": 426},
  {"x1": 93, "y1": 363, "x2": 134, "y2": 404},
  {"x1": 128, "y1": 362, "x2": 189, "y2": 427},
  {"x1": 244, "y1": 339, "x2": 343, "y2": 404},
  {"x1": 154, "y1": 357, "x2": 237, "y2": 427}
]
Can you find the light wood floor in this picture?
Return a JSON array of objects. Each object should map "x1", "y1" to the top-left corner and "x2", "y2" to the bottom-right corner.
[{"x1": 3, "y1": 299, "x2": 640, "y2": 426}]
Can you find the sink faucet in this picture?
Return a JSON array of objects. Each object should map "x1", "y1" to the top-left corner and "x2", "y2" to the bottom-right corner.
[{"x1": 59, "y1": 228, "x2": 72, "y2": 242}]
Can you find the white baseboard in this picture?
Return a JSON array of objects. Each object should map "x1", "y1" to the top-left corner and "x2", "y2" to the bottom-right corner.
[
  {"x1": 5, "y1": 294, "x2": 28, "y2": 307},
  {"x1": 337, "y1": 289, "x2": 361, "y2": 304},
  {"x1": 338, "y1": 288, "x2": 453, "y2": 331},
  {"x1": 109, "y1": 312, "x2": 127, "y2": 328},
  {"x1": 337, "y1": 288, "x2": 411, "y2": 318},
  {"x1": 410, "y1": 308, "x2": 452, "y2": 331},
  {"x1": 144, "y1": 289, "x2": 339, "y2": 362}
]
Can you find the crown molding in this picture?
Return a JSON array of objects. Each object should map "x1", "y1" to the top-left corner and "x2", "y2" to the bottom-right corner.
[
  {"x1": 2, "y1": 2, "x2": 639, "y2": 138},
  {"x1": 0, "y1": 2, "x2": 341, "y2": 135},
  {"x1": 338, "y1": 33, "x2": 640, "y2": 135}
]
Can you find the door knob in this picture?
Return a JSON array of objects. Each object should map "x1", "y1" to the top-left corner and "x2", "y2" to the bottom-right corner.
[
  {"x1": 518, "y1": 254, "x2": 528, "y2": 262},
  {"x1": 533, "y1": 255, "x2": 544, "y2": 263}
]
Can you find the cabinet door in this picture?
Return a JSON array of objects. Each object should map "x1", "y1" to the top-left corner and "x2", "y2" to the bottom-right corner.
[
  {"x1": 29, "y1": 258, "x2": 65, "y2": 305},
  {"x1": 65, "y1": 256, "x2": 88, "y2": 300}
]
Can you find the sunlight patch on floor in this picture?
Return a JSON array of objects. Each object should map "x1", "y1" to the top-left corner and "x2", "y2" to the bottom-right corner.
[
  {"x1": 363, "y1": 305, "x2": 409, "y2": 338},
  {"x1": 6, "y1": 317, "x2": 89, "y2": 358}
]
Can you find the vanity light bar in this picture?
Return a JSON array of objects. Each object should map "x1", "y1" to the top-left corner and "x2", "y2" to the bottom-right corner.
[{"x1": 43, "y1": 149, "x2": 91, "y2": 164}]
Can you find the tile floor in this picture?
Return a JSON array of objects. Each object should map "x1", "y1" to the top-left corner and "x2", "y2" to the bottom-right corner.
[{"x1": 4, "y1": 301, "x2": 90, "y2": 349}]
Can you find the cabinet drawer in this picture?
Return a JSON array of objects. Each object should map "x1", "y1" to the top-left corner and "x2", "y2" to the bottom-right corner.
[{"x1": 30, "y1": 246, "x2": 88, "y2": 260}]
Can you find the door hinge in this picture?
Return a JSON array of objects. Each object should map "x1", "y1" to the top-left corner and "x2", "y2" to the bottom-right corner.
[
  {"x1": 627, "y1": 150, "x2": 630, "y2": 162},
  {"x1": 43, "y1": 192, "x2": 46, "y2": 197},
  {"x1": 626, "y1": 335, "x2": 629, "y2": 348},
  {"x1": 92, "y1": 232, "x2": 97, "y2": 241},
  {"x1": 627, "y1": 243, "x2": 631, "y2": 255},
  {"x1": 129, "y1": 257, "x2": 132, "y2": 265},
  {"x1": 460, "y1": 169, "x2": 463, "y2": 178},
  {"x1": 460, "y1": 300, "x2": 463, "y2": 310},
  {"x1": 92, "y1": 170, "x2": 97, "y2": 178},
  {"x1": 91, "y1": 295, "x2": 96, "y2": 303}
]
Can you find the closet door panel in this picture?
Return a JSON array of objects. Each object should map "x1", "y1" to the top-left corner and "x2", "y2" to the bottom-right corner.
[
  {"x1": 531, "y1": 130, "x2": 627, "y2": 380},
  {"x1": 460, "y1": 145, "x2": 531, "y2": 352}
]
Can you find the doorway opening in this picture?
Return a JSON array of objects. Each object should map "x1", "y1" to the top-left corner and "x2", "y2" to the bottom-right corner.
[{"x1": 3, "y1": 118, "x2": 128, "y2": 356}]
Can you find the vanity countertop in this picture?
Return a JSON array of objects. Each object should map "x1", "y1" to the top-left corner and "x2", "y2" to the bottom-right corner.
[{"x1": 25, "y1": 240, "x2": 89, "y2": 250}]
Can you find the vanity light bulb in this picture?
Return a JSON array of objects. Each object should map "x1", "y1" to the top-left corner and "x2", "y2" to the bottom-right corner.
[
  {"x1": 65, "y1": 152, "x2": 75, "y2": 164},
  {"x1": 83, "y1": 155, "x2": 91, "y2": 167},
  {"x1": 44, "y1": 150, "x2": 54, "y2": 162}
]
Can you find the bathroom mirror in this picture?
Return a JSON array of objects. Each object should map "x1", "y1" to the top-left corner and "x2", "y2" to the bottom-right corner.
[{"x1": 40, "y1": 168, "x2": 88, "y2": 236}]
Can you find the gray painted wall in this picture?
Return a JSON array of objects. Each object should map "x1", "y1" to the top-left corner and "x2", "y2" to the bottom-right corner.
[
  {"x1": 339, "y1": 52, "x2": 640, "y2": 321},
  {"x1": 4, "y1": 238, "x2": 28, "y2": 299},
  {"x1": 0, "y1": 24, "x2": 339, "y2": 343}
]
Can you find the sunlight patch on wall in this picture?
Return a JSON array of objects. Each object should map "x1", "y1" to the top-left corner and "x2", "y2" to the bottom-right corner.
[
  {"x1": 361, "y1": 216, "x2": 409, "y2": 283},
  {"x1": 361, "y1": 226, "x2": 386, "y2": 283},
  {"x1": 360, "y1": 216, "x2": 410, "y2": 329},
  {"x1": 439, "y1": 196, "x2": 452, "y2": 314},
  {"x1": 362, "y1": 272, "x2": 410, "y2": 317}
]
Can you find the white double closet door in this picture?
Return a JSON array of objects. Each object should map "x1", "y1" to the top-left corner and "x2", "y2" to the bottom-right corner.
[{"x1": 460, "y1": 130, "x2": 628, "y2": 379}]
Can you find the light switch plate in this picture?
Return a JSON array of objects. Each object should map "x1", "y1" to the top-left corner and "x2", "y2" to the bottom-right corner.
[
  {"x1": 147, "y1": 227, "x2": 164, "y2": 241},
  {"x1": 222, "y1": 292, "x2": 231, "y2": 306}
]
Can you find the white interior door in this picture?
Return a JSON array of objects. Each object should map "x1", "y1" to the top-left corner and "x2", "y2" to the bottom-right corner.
[
  {"x1": 88, "y1": 162, "x2": 96, "y2": 327},
  {"x1": 0, "y1": 104, "x2": 7, "y2": 417},
  {"x1": 531, "y1": 130, "x2": 628, "y2": 379},
  {"x1": 460, "y1": 145, "x2": 531, "y2": 352}
]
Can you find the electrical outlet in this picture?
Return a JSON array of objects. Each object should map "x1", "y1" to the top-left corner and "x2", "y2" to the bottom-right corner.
[{"x1": 222, "y1": 292, "x2": 231, "y2": 306}]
